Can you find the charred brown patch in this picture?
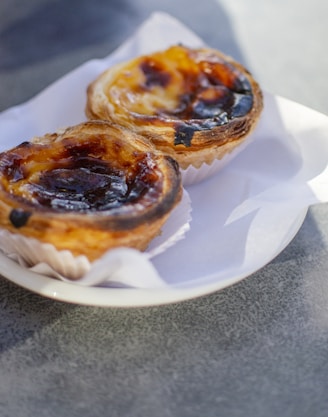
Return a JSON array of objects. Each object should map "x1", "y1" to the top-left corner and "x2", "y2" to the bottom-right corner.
[
  {"x1": 140, "y1": 58, "x2": 171, "y2": 89},
  {"x1": 0, "y1": 133, "x2": 163, "y2": 214},
  {"x1": 170, "y1": 55, "x2": 254, "y2": 146},
  {"x1": 9, "y1": 208, "x2": 32, "y2": 228},
  {"x1": 29, "y1": 150, "x2": 159, "y2": 213}
]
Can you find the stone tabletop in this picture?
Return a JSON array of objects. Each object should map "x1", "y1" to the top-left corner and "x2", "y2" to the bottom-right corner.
[{"x1": 0, "y1": 1, "x2": 328, "y2": 416}]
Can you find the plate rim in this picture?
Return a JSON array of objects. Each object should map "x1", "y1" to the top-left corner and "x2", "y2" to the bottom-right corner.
[{"x1": 0, "y1": 208, "x2": 308, "y2": 307}]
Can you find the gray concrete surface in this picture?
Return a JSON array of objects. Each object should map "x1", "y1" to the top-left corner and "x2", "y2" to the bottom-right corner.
[{"x1": 0, "y1": 1, "x2": 328, "y2": 416}]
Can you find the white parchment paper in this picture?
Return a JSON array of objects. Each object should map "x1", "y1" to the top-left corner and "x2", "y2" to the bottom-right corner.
[{"x1": 0, "y1": 12, "x2": 328, "y2": 292}]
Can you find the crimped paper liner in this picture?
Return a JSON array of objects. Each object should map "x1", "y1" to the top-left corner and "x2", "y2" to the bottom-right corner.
[
  {"x1": 0, "y1": 232, "x2": 90, "y2": 280},
  {"x1": 181, "y1": 133, "x2": 255, "y2": 186},
  {"x1": 0, "y1": 189, "x2": 191, "y2": 284}
]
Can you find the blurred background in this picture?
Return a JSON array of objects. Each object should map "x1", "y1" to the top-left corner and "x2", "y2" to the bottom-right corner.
[{"x1": 0, "y1": 2, "x2": 328, "y2": 417}]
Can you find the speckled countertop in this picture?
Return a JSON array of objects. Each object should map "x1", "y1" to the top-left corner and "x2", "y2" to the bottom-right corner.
[{"x1": 0, "y1": 1, "x2": 328, "y2": 416}]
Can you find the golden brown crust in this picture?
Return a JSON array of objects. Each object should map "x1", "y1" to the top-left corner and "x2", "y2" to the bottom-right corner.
[
  {"x1": 0, "y1": 120, "x2": 182, "y2": 261},
  {"x1": 86, "y1": 45, "x2": 263, "y2": 169}
]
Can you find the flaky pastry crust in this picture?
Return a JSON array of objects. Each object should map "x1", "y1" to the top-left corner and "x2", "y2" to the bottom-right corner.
[
  {"x1": 0, "y1": 120, "x2": 182, "y2": 261},
  {"x1": 86, "y1": 45, "x2": 263, "y2": 169}
]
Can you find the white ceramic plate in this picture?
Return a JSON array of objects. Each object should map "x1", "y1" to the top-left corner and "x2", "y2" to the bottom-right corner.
[
  {"x1": 1, "y1": 13, "x2": 328, "y2": 307},
  {"x1": 2, "y1": 89, "x2": 328, "y2": 307}
]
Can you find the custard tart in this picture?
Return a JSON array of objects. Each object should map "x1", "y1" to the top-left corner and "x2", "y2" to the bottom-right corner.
[
  {"x1": 0, "y1": 120, "x2": 182, "y2": 263},
  {"x1": 86, "y1": 45, "x2": 263, "y2": 170}
]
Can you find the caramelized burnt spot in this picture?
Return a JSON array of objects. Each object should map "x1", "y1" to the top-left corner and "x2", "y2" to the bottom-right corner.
[
  {"x1": 34, "y1": 164, "x2": 130, "y2": 212},
  {"x1": 31, "y1": 146, "x2": 160, "y2": 213},
  {"x1": 140, "y1": 58, "x2": 171, "y2": 89},
  {"x1": 9, "y1": 208, "x2": 32, "y2": 228},
  {"x1": 0, "y1": 137, "x2": 162, "y2": 214},
  {"x1": 169, "y1": 49, "x2": 254, "y2": 146},
  {"x1": 129, "y1": 46, "x2": 255, "y2": 147}
]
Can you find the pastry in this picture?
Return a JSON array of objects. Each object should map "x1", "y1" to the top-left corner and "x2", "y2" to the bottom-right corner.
[
  {"x1": 0, "y1": 120, "x2": 182, "y2": 265},
  {"x1": 86, "y1": 45, "x2": 263, "y2": 170}
]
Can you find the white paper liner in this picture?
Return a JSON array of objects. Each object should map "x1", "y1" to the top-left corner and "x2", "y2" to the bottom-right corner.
[
  {"x1": 0, "y1": 189, "x2": 191, "y2": 287},
  {"x1": 181, "y1": 133, "x2": 256, "y2": 186}
]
